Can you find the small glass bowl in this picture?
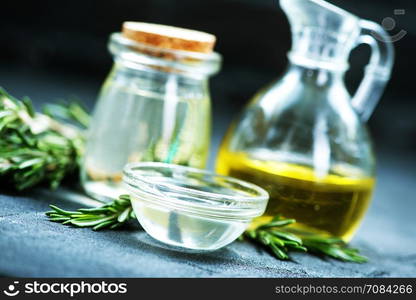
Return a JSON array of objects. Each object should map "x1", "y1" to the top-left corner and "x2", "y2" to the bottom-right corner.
[{"x1": 123, "y1": 162, "x2": 269, "y2": 251}]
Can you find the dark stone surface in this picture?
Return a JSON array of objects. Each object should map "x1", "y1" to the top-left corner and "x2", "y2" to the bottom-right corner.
[{"x1": 0, "y1": 146, "x2": 415, "y2": 277}]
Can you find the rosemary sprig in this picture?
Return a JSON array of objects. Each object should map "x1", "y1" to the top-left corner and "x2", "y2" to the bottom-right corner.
[
  {"x1": 0, "y1": 88, "x2": 88, "y2": 190},
  {"x1": 244, "y1": 215, "x2": 367, "y2": 263},
  {"x1": 46, "y1": 197, "x2": 367, "y2": 263},
  {"x1": 46, "y1": 195, "x2": 135, "y2": 230}
]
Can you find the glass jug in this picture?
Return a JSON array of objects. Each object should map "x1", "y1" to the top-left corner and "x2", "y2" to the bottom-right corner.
[
  {"x1": 82, "y1": 32, "x2": 221, "y2": 202},
  {"x1": 216, "y1": 0, "x2": 394, "y2": 241}
]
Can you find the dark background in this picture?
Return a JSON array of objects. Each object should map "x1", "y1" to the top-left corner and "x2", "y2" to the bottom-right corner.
[{"x1": 0, "y1": 0, "x2": 414, "y2": 164}]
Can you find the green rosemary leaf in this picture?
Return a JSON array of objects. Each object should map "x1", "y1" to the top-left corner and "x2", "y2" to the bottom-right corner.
[
  {"x1": 106, "y1": 207, "x2": 119, "y2": 213},
  {"x1": 18, "y1": 158, "x2": 44, "y2": 169},
  {"x1": 0, "y1": 110, "x2": 13, "y2": 119},
  {"x1": 270, "y1": 244, "x2": 289, "y2": 260},
  {"x1": 268, "y1": 234, "x2": 286, "y2": 247},
  {"x1": 258, "y1": 231, "x2": 272, "y2": 246},
  {"x1": 43, "y1": 101, "x2": 90, "y2": 129},
  {"x1": 93, "y1": 220, "x2": 117, "y2": 231},
  {"x1": 49, "y1": 217, "x2": 71, "y2": 222},
  {"x1": 269, "y1": 230, "x2": 302, "y2": 244},
  {"x1": 117, "y1": 207, "x2": 131, "y2": 223},
  {"x1": 22, "y1": 96, "x2": 35, "y2": 117},
  {"x1": 271, "y1": 214, "x2": 283, "y2": 222},
  {"x1": 69, "y1": 215, "x2": 116, "y2": 227},
  {"x1": 78, "y1": 208, "x2": 112, "y2": 213},
  {"x1": 287, "y1": 244, "x2": 308, "y2": 252},
  {"x1": 68, "y1": 102, "x2": 90, "y2": 128},
  {"x1": 258, "y1": 218, "x2": 296, "y2": 229},
  {"x1": 304, "y1": 236, "x2": 344, "y2": 245},
  {"x1": 302, "y1": 238, "x2": 367, "y2": 263},
  {"x1": 246, "y1": 230, "x2": 257, "y2": 239},
  {"x1": 119, "y1": 194, "x2": 131, "y2": 201},
  {"x1": 67, "y1": 216, "x2": 104, "y2": 221},
  {"x1": 110, "y1": 222, "x2": 124, "y2": 229},
  {"x1": 45, "y1": 211, "x2": 58, "y2": 216},
  {"x1": 47, "y1": 213, "x2": 66, "y2": 218},
  {"x1": 49, "y1": 205, "x2": 78, "y2": 216}
]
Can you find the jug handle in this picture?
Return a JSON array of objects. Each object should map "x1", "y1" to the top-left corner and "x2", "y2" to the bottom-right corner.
[{"x1": 351, "y1": 20, "x2": 395, "y2": 122}]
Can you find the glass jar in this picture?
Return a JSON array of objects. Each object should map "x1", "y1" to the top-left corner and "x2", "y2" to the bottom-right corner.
[{"x1": 82, "y1": 32, "x2": 221, "y2": 202}]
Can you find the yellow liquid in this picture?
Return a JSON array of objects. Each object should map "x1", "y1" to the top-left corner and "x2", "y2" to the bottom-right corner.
[{"x1": 216, "y1": 151, "x2": 374, "y2": 241}]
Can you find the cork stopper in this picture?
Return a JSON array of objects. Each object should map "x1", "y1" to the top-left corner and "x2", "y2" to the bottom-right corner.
[{"x1": 122, "y1": 22, "x2": 216, "y2": 54}]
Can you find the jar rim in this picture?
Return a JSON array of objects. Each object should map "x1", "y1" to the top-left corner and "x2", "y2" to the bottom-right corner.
[
  {"x1": 109, "y1": 33, "x2": 222, "y2": 77},
  {"x1": 122, "y1": 162, "x2": 269, "y2": 221}
]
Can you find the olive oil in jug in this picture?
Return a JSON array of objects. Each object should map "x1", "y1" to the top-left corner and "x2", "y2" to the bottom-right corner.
[{"x1": 217, "y1": 151, "x2": 374, "y2": 241}]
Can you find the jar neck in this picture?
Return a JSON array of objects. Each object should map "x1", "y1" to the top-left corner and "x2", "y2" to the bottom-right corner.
[{"x1": 109, "y1": 62, "x2": 210, "y2": 99}]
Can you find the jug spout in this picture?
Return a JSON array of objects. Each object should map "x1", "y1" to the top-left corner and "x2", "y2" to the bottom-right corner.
[{"x1": 280, "y1": 0, "x2": 394, "y2": 121}]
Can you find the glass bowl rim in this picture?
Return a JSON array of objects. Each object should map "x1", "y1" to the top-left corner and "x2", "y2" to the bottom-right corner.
[{"x1": 122, "y1": 162, "x2": 269, "y2": 220}]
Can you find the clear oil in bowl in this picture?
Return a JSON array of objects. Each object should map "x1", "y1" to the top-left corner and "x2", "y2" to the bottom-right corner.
[
  {"x1": 130, "y1": 198, "x2": 249, "y2": 251},
  {"x1": 123, "y1": 162, "x2": 269, "y2": 251},
  {"x1": 216, "y1": 151, "x2": 375, "y2": 242}
]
